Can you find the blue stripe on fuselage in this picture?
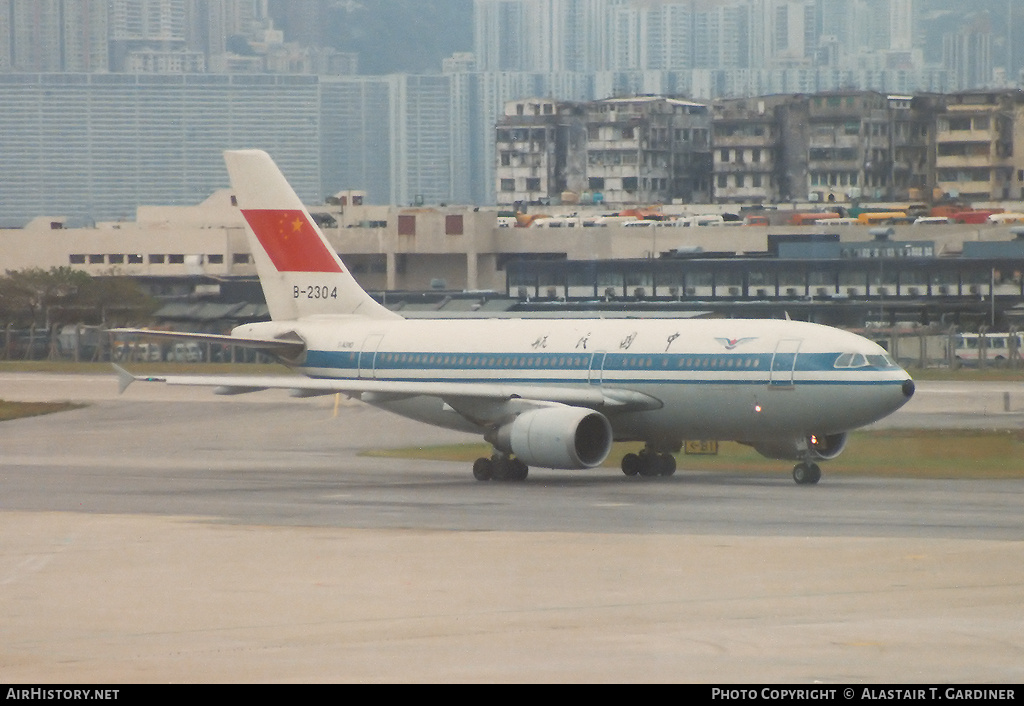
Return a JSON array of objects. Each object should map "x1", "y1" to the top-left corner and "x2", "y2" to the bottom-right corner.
[{"x1": 302, "y1": 349, "x2": 903, "y2": 386}]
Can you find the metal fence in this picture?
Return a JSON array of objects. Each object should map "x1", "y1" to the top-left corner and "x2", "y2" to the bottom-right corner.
[
  {"x1": 1, "y1": 324, "x2": 270, "y2": 364},
  {"x1": 3, "y1": 322, "x2": 1022, "y2": 370},
  {"x1": 866, "y1": 326, "x2": 1022, "y2": 370}
]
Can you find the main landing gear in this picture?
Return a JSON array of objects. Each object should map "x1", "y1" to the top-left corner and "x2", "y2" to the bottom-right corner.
[
  {"x1": 621, "y1": 447, "x2": 676, "y2": 477},
  {"x1": 792, "y1": 461, "x2": 822, "y2": 485},
  {"x1": 472, "y1": 453, "x2": 529, "y2": 482}
]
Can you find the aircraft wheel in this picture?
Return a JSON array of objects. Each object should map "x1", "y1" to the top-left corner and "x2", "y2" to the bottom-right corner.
[
  {"x1": 490, "y1": 455, "x2": 510, "y2": 481},
  {"x1": 792, "y1": 462, "x2": 821, "y2": 485},
  {"x1": 621, "y1": 453, "x2": 641, "y2": 476},
  {"x1": 637, "y1": 451, "x2": 661, "y2": 477},
  {"x1": 473, "y1": 457, "x2": 493, "y2": 481},
  {"x1": 659, "y1": 453, "x2": 677, "y2": 476},
  {"x1": 508, "y1": 458, "x2": 529, "y2": 482}
]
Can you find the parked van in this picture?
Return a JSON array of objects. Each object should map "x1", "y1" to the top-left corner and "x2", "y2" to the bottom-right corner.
[
  {"x1": 113, "y1": 341, "x2": 163, "y2": 362},
  {"x1": 585, "y1": 215, "x2": 638, "y2": 227},
  {"x1": 529, "y1": 216, "x2": 582, "y2": 228},
  {"x1": 675, "y1": 213, "x2": 724, "y2": 227},
  {"x1": 167, "y1": 342, "x2": 204, "y2": 363},
  {"x1": 986, "y1": 212, "x2": 1024, "y2": 224}
]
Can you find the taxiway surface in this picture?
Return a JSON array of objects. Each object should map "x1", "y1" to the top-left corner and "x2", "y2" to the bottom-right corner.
[{"x1": 1, "y1": 372, "x2": 1022, "y2": 682}]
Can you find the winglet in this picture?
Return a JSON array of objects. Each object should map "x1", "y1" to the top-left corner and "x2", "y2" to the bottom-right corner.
[
  {"x1": 113, "y1": 364, "x2": 169, "y2": 394},
  {"x1": 113, "y1": 364, "x2": 136, "y2": 394}
]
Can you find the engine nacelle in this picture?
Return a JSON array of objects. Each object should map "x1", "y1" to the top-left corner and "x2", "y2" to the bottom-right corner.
[
  {"x1": 490, "y1": 406, "x2": 613, "y2": 469},
  {"x1": 751, "y1": 432, "x2": 848, "y2": 462}
]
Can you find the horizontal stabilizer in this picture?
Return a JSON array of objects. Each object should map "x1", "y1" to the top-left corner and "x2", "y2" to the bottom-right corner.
[{"x1": 108, "y1": 328, "x2": 306, "y2": 359}]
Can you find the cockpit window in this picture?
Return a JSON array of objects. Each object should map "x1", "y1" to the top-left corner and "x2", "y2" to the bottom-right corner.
[
  {"x1": 866, "y1": 354, "x2": 899, "y2": 369},
  {"x1": 834, "y1": 352, "x2": 868, "y2": 368},
  {"x1": 835, "y1": 352, "x2": 899, "y2": 369}
]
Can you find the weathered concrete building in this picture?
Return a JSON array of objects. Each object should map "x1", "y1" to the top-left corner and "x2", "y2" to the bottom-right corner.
[
  {"x1": 710, "y1": 95, "x2": 790, "y2": 204},
  {"x1": 713, "y1": 90, "x2": 941, "y2": 205},
  {"x1": 802, "y1": 91, "x2": 936, "y2": 205},
  {"x1": 495, "y1": 98, "x2": 587, "y2": 206},
  {"x1": 935, "y1": 90, "x2": 1024, "y2": 201},
  {"x1": 495, "y1": 96, "x2": 712, "y2": 207},
  {"x1": 584, "y1": 96, "x2": 712, "y2": 205}
]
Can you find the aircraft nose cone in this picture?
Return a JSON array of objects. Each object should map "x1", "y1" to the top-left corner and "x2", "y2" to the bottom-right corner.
[{"x1": 902, "y1": 378, "x2": 916, "y2": 398}]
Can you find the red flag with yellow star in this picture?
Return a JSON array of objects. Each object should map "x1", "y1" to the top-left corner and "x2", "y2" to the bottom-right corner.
[{"x1": 240, "y1": 209, "x2": 343, "y2": 273}]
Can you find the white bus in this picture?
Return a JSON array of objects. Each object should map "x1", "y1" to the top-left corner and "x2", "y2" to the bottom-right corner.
[{"x1": 953, "y1": 332, "x2": 1023, "y2": 364}]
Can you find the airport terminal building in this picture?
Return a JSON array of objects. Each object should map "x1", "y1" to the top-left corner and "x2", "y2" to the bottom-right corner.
[{"x1": 3, "y1": 189, "x2": 1024, "y2": 337}]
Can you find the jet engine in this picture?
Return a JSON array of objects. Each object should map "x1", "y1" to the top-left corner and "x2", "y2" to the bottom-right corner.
[
  {"x1": 489, "y1": 406, "x2": 613, "y2": 469},
  {"x1": 750, "y1": 432, "x2": 848, "y2": 462}
]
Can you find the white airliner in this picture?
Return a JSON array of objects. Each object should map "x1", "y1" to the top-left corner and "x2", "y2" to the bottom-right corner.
[{"x1": 114, "y1": 149, "x2": 915, "y2": 484}]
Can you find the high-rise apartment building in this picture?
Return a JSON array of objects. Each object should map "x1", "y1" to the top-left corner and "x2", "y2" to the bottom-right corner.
[
  {"x1": 389, "y1": 73, "x2": 461, "y2": 206},
  {"x1": 0, "y1": 0, "x2": 281, "y2": 73},
  {"x1": 472, "y1": 1, "x2": 932, "y2": 78},
  {"x1": 0, "y1": 69, "x2": 479, "y2": 224},
  {"x1": 0, "y1": 72, "x2": 322, "y2": 225},
  {"x1": 319, "y1": 76, "x2": 393, "y2": 204},
  {"x1": 888, "y1": 0, "x2": 913, "y2": 51},
  {"x1": 473, "y1": 0, "x2": 631, "y2": 72},
  {"x1": 108, "y1": 0, "x2": 187, "y2": 43},
  {"x1": 691, "y1": 0, "x2": 749, "y2": 69},
  {"x1": 7, "y1": 0, "x2": 63, "y2": 72},
  {"x1": 943, "y1": 16, "x2": 994, "y2": 91},
  {"x1": 199, "y1": 0, "x2": 270, "y2": 58},
  {"x1": 0, "y1": 0, "x2": 109, "y2": 71}
]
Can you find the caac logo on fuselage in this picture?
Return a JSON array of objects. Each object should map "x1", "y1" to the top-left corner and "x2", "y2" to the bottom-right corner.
[{"x1": 715, "y1": 337, "x2": 757, "y2": 350}]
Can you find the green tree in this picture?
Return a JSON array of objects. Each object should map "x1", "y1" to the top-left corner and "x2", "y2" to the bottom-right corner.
[{"x1": 0, "y1": 268, "x2": 155, "y2": 328}]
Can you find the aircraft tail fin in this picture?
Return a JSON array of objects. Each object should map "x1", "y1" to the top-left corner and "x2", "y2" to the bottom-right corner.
[{"x1": 224, "y1": 149, "x2": 399, "y2": 321}]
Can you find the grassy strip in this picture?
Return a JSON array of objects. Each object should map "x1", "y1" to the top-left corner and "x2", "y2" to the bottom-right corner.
[
  {"x1": 363, "y1": 429, "x2": 1024, "y2": 480},
  {"x1": 904, "y1": 367, "x2": 1024, "y2": 382},
  {"x1": 0, "y1": 400, "x2": 86, "y2": 422}
]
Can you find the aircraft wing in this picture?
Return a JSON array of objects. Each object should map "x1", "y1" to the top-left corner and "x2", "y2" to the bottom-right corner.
[
  {"x1": 113, "y1": 365, "x2": 661, "y2": 412},
  {"x1": 108, "y1": 327, "x2": 305, "y2": 358}
]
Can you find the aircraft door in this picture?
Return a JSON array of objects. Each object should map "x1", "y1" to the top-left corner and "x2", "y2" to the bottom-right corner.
[
  {"x1": 588, "y1": 351, "x2": 606, "y2": 386},
  {"x1": 358, "y1": 334, "x2": 385, "y2": 379},
  {"x1": 769, "y1": 338, "x2": 802, "y2": 387}
]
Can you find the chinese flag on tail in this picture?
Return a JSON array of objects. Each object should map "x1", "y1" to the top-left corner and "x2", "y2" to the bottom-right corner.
[{"x1": 241, "y1": 209, "x2": 343, "y2": 273}]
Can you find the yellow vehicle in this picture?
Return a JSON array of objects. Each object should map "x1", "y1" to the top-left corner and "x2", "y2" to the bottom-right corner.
[{"x1": 856, "y1": 211, "x2": 908, "y2": 225}]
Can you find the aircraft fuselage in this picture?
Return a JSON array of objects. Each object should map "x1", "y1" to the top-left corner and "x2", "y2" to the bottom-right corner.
[{"x1": 239, "y1": 316, "x2": 913, "y2": 446}]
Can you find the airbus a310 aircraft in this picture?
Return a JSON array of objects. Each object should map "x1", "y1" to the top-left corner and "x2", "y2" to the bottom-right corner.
[{"x1": 114, "y1": 149, "x2": 915, "y2": 484}]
